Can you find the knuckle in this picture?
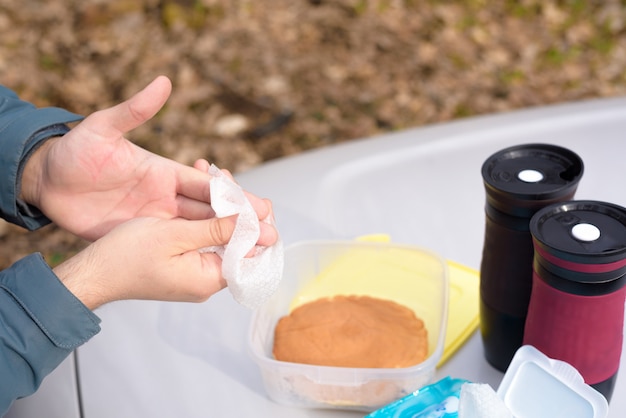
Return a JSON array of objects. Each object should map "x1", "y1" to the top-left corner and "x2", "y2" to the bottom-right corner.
[{"x1": 209, "y1": 217, "x2": 234, "y2": 244}]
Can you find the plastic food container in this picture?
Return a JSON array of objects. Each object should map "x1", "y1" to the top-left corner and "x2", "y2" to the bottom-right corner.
[
  {"x1": 497, "y1": 345, "x2": 609, "y2": 418},
  {"x1": 248, "y1": 240, "x2": 449, "y2": 411}
]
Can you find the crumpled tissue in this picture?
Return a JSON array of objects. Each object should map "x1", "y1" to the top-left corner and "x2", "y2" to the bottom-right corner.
[
  {"x1": 200, "y1": 164, "x2": 284, "y2": 309},
  {"x1": 458, "y1": 383, "x2": 513, "y2": 418}
]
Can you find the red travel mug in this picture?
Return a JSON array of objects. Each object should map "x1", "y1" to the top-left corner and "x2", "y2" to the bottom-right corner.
[{"x1": 525, "y1": 200, "x2": 626, "y2": 401}]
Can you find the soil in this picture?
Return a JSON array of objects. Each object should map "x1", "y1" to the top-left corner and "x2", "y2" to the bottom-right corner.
[{"x1": 1, "y1": 0, "x2": 626, "y2": 268}]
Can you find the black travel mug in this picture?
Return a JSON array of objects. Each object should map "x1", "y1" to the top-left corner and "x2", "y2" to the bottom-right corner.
[
  {"x1": 525, "y1": 200, "x2": 626, "y2": 401},
  {"x1": 479, "y1": 143, "x2": 584, "y2": 371}
]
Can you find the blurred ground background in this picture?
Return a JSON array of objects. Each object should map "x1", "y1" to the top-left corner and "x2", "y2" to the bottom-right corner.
[{"x1": 1, "y1": 0, "x2": 626, "y2": 268}]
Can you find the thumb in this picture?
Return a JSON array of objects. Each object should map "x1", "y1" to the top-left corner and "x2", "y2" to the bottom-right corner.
[
  {"x1": 173, "y1": 215, "x2": 238, "y2": 251},
  {"x1": 91, "y1": 75, "x2": 173, "y2": 138}
]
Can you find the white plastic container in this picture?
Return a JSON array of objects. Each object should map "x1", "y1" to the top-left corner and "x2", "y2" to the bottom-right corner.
[
  {"x1": 248, "y1": 240, "x2": 449, "y2": 411},
  {"x1": 498, "y1": 345, "x2": 609, "y2": 418}
]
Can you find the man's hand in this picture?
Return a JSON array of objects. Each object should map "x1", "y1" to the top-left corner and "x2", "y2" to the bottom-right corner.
[
  {"x1": 54, "y1": 214, "x2": 279, "y2": 310},
  {"x1": 20, "y1": 76, "x2": 270, "y2": 241}
]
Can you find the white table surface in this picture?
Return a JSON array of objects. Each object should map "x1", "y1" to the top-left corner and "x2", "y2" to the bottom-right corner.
[{"x1": 9, "y1": 96, "x2": 626, "y2": 417}]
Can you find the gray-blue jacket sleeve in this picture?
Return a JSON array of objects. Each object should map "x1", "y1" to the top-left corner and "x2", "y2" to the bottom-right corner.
[
  {"x1": 0, "y1": 84, "x2": 83, "y2": 230},
  {"x1": 0, "y1": 86, "x2": 100, "y2": 415},
  {"x1": 0, "y1": 254, "x2": 102, "y2": 415}
]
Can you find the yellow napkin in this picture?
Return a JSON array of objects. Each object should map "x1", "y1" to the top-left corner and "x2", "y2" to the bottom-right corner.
[{"x1": 440, "y1": 260, "x2": 479, "y2": 366}]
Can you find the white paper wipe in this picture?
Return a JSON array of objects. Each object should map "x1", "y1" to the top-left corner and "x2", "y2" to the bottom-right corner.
[
  {"x1": 458, "y1": 383, "x2": 513, "y2": 418},
  {"x1": 200, "y1": 164, "x2": 284, "y2": 309}
]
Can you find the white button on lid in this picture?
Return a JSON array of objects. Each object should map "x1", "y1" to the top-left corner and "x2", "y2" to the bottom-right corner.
[
  {"x1": 518, "y1": 169, "x2": 544, "y2": 183},
  {"x1": 571, "y1": 223, "x2": 601, "y2": 242}
]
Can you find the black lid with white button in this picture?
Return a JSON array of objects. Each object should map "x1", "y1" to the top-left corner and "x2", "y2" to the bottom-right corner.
[
  {"x1": 482, "y1": 144, "x2": 584, "y2": 218},
  {"x1": 530, "y1": 200, "x2": 626, "y2": 288}
]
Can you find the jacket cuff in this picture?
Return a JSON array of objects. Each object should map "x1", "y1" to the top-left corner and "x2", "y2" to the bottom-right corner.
[
  {"x1": 0, "y1": 104, "x2": 83, "y2": 230},
  {"x1": 0, "y1": 253, "x2": 101, "y2": 349}
]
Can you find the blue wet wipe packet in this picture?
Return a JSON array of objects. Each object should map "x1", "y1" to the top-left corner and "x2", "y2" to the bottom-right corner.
[{"x1": 365, "y1": 377, "x2": 469, "y2": 418}]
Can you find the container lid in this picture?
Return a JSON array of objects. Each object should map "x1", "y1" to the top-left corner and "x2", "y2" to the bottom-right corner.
[
  {"x1": 530, "y1": 200, "x2": 626, "y2": 266},
  {"x1": 497, "y1": 345, "x2": 608, "y2": 418},
  {"x1": 482, "y1": 144, "x2": 583, "y2": 217}
]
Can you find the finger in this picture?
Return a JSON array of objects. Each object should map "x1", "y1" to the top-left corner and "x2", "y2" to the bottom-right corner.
[
  {"x1": 175, "y1": 163, "x2": 213, "y2": 204},
  {"x1": 203, "y1": 215, "x2": 238, "y2": 247},
  {"x1": 175, "y1": 195, "x2": 216, "y2": 220},
  {"x1": 245, "y1": 194, "x2": 272, "y2": 221},
  {"x1": 171, "y1": 215, "x2": 238, "y2": 251},
  {"x1": 220, "y1": 168, "x2": 234, "y2": 180},
  {"x1": 257, "y1": 222, "x2": 279, "y2": 247},
  {"x1": 92, "y1": 75, "x2": 173, "y2": 138},
  {"x1": 175, "y1": 251, "x2": 228, "y2": 302},
  {"x1": 186, "y1": 160, "x2": 274, "y2": 227},
  {"x1": 193, "y1": 158, "x2": 211, "y2": 172}
]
